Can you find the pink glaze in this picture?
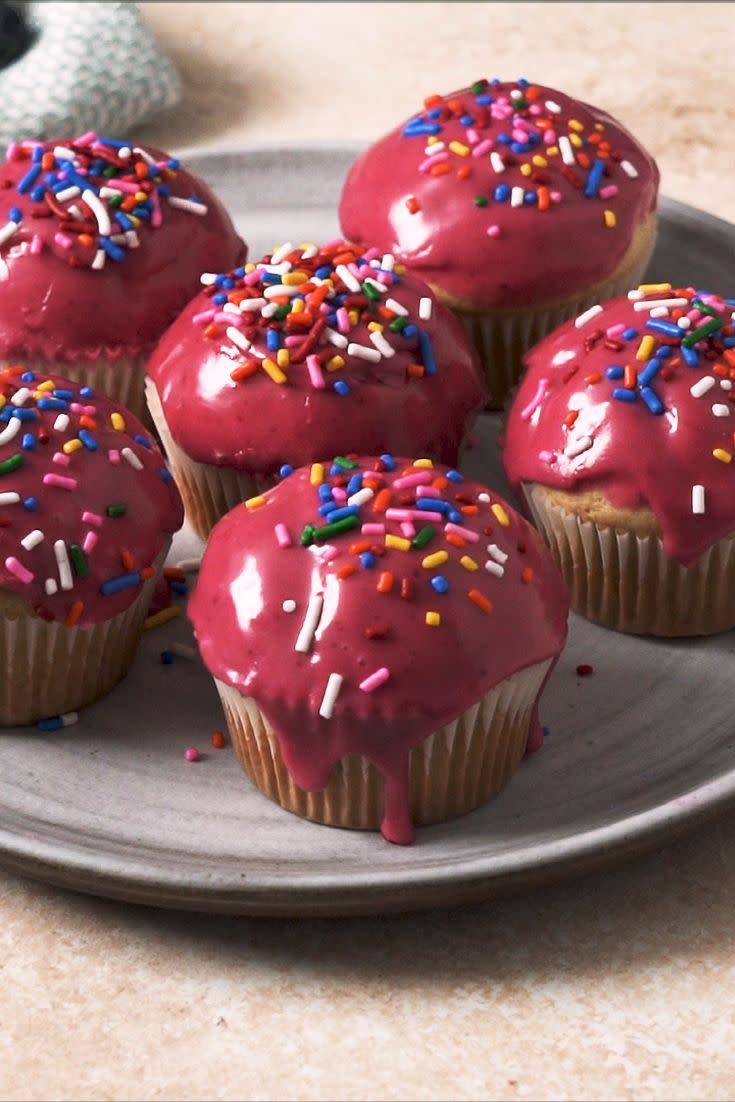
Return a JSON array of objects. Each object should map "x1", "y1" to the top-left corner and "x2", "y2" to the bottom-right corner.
[
  {"x1": 0, "y1": 370, "x2": 182, "y2": 624},
  {"x1": 339, "y1": 80, "x2": 659, "y2": 309},
  {"x1": 189, "y1": 458, "x2": 569, "y2": 844},
  {"x1": 0, "y1": 137, "x2": 245, "y2": 363},
  {"x1": 147, "y1": 241, "x2": 487, "y2": 474},
  {"x1": 503, "y1": 287, "x2": 735, "y2": 566}
]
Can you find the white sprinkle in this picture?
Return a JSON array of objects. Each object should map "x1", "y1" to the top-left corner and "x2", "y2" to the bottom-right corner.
[
  {"x1": 45, "y1": 578, "x2": 58, "y2": 596},
  {"x1": 67, "y1": 204, "x2": 84, "y2": 222},
  {"x1": 490, "y1": 151, "x2": 506, "y2": 174},
  {"x1": 92, "y1": 249, "x2": 106, "y2": 271},
  {"x1": 649, "y1": 306, "x2": 670, "y2": 318},
  {"x1": 692, "y1": 485, "x2": 706, "y2": 515},
  {"x1": 545, "y1": 99, "x2": 562, "y2": 113},
  {"x1": 82, "y1": 189, "x2": 111, "y2": 236},
  {"x1": 385, "y1": 297, "x2": 408, "y2": 317},
  {"x1": 125, "y1": 230, "x2": 140, "y2": 249},
  {"x1": 10, "y1": 387, "x2": 31, "y2": 407},
  {"x1": 720, "y1": 379, "x2": 733, "y2": 391},
  {"x1": 54, "y1": 540, "x2": 73, "y2": 591},
  {"x1": 295, "y1": 593, "x2": 324, "y2": 653},
  {"x1": 324, "y1": 328, "x2": 349, "y2": 349},
  {"x1": 712, "y1": 403, "x2": 731, "y2": 417},
  {"x1": 261, "y1": 303, "x2": 280, "y2": 319},
  {"x1": 99, "y1": 186, "x2": 123, "y2": 200},
  {"x1": 347, "y1": 488, "x2": 374, "y2": 508},
  {"x1": 226, "y1": 326, "x2": 251, "y2": 353},
  {"x1": 363, "y1": 277, "x2": 386, "y2": 296},
  {"x1": 511, "y1": 186, "x2": 525, "y2": 208},
  {"x1": 418, "y1": 297, "x2": 432, "y2": 321},
  {"x1": 564, "y1": 435, "x2": 594, "y2": 459},
  {"x1": 485, "y1": 560, "x2": 505, "y2": 578},
  {"x1": 222, "y1": 302, "x2": 241, "y2": 315},
  {"x1": 176, "y1": 557, "x2": 201, "y2": 573},
  {"x1": 369, "y1": 331, "x2": 395, "y2": 358},
  {"x1": 55, "y1": 185, "x2": 81, "y2": 204},
  {"x1": 621, "y1": 160, "x2": 639, "y2": 178},
  {"x1": 0, "y1": 418, "x2": 21, "y2": 446},
  {"x1": 54, "y1": 413, "x2": 70, "y2": 432},
  {"x1": 347, "y1": 342, "x2": 382, "y2": 363},
  {"x1": 21, "y1": 529, "x2": 44, "y2": 551},
  {"x1": 53, "y1": 145, "x2": 76, "y2": 160},
  {"x1": 258, "y1": 262, "x2": 291, "y2": 275},
  {"x1": 487, "y1": 543, "x2": 509, "y2": 564},
  {"x1": 0, "y1": 492, "x2": 20, "y2": 506},
  {"x1": 477, "y1": 493, "x2": 490, "y2": 504},
  {"x1": 282, "y1": 599, "x2": 297, "y2": 614},
  {"x1": 677, "y1": 317, "x2": 691, "y2": 330},
  {"x1": 559, "y1": 136, "x2": 576, "y2": 166},
  {"x1": 318, "y1": 672, "x2": 344, "y2": 720},
  {"x1": 300, "y1": 244, "x2": 318, "y2": 260},
  {"x1": 633, "y1": 298, "x2": 690, "y2": 312},
  {"x1": 0, "y1": 221, "x2": 18, "y2": 246},
  {"x1": 690, "y1": 376, "x2": 716, "y2": 398},
  {"x1": 627, "y1": 289, "x2": 644, "y2": 301},
  {"x1": 239, "y1": 297, "x2": 267, "y2": 312},
  {"x1": 200, "y1": 273, "x2": 218, "y2": 286},
  {"x1": 168, "y1": 196, "x2": 208, "y2": 216},
  {"x1": 381, "y1": 253, "x2": 395, "y2": 271},
  {"x1": 270, "y1": 241, "x2": 294, "y2": 265},
  {"x1": 263, "y1": 284, "x2": 301, "y2": 299},
  {"x1": 335, "y1": 264, "x2": 361, "y2": 293},
  {"x1": 121, "y1": 447, "x2": 143, "y2": 470},
  {"x1": 574, "y1": 305, "x2": 603, "y2": 329},
  {"x1": 118, "y1": 147, "x2": 132, "y2": 160},
  {"x1": 133, "y1": 146, "x2": 156, "y2": 166}
]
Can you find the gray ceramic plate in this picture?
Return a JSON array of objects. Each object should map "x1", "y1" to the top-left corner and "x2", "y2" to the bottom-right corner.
[{"x1": 1, "y1": 146, "x2": 734, "y2": 917}]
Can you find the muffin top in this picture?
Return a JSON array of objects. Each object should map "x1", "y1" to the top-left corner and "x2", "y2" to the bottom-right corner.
[
  {"x1": 503, "y1": 285, "x2": 735, "y2": 565},
  {"x1": 147, "y1": 239, "x2": 486, "y2": 473},
  {"x1": 0, "y1": 368, "x2": 183, "y2": 625},
  {"x1": 189, "y1": 455, "x2": 569, "y2": 843},
  {"x1": 0, "y1": 135, "x2": 245, "y2": 361},
  {"x1": 339, "y1": 78, "x2": 659, "y2": 310}
]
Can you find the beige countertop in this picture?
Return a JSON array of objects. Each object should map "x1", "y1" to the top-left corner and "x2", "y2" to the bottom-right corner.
[{"x1": 3, "y1": 4, "x2": 735, "y2": 1100}]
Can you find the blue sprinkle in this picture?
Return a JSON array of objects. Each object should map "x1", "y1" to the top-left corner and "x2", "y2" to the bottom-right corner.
[
  {"x1": 446, "y1": 469, "x2": 463, "y2": 483},
  {"x1": 266, "y1": 330, "x2": 280, "y2": 352},
  {"x1": 78, "y1": 429, "x2": 98, "y2": 451},
  {"x1": 403, "y1": 324, "x2": 418, "y2": 339},
  {"x1": 427, "y1": 108, "x2": 443, "y2": 120},
  {"x1": 318, "y1": 501, "x2": 338, "y2": 516},
  {"x1": 134, "y1": 434, "x2": 152, "y2": 449},
  {"x1": 517, "y1": 78, "x2": 530, "y2": 88},
  {"x1": 612, "y1": 387, "x2": 638, "y2": 402},
  {"x1": 318, "y1": 484, "x2": 334, "y2": 501},
  {"x1": 11, "y1": 409, "x2": 39, "y2": 421},
  {"x1": 115, "y1": 211, "x2": 134, "y2": 232},
  {"x1": 494, "y1": 183, "x2": 510, "y2": 202},
  {"x1": 360, "y1": 552, "x2": 377, "y2": 569},
  {"x1": 333, "y1": 380, "x2": 350, "y2": 396},
  {"x1": 99, "y1": 236, "x2": 125, "y2": 261},
  {"x1": 417, "y1": 498, "x2": 450, "y2": 514},
  {"x1": 21, "y1": 371, "x2": 35, "y2": 383},
  {"x1": 523, "y1": 190, "x2": 537, "y2": 204},
  {"x1": 722, "y1": 337, "x2": 735, "y2": 349},
  {"x1": 97, "y1": 137, "x2": 129, "y2": 149},
  {"x1": 160, "y1": 651, "x2": 174, "y2": 666},
  {"x1": 212, "y1": 292, "x2": 227, "y2": 305},
  {"x1": 419, "y1": 329, "x2": 437, "y2": 376},
  {"x1": 402, "y1": 121, "x2": 441, "y2": 137},
  {"x1": 682, "y1": 345, "x2": 700, "y2": 367},
  {"x1": 448, "y1": 509, "x2": 463, "y2": 523},
  {"x1": 170, "y1": 581, "x2": 188, "y2": 596},
  {"x1": 53, "y1": 389, "x2": 73, "y2": 400},
  {"x1": 657, "y1": 345, "x2": 673, "y2": 359},
  {"x1": 380, "y1": 454, "x2": 396, "y2": 471},
  {"x1": 37, "y1": 716, "x2": 65, "y2": 732},
  {"x1": 315, "y1": 265, "x2": 332, "y2": 279},
  {"x1": 234, "y1": 266, "x2": 246, "y2": 278},
  {"x1": 79, "y1": 386, "x2": 94, "y2": 398},
  {"x1": 510, "y1": 142, "x2": 532, "y2": 154},
  {"x1": 159, "y1": 468, "x2": 173, "y2": 483},
  {"x1": 37, "y1": 397, "x2": 68, "y2": 411},
  {"x1": 100, "y1": 571, "x2": 142, "y2": 596},
  {"x1": 431, "y1": 575, "x2": 450, "y2": 594},
  {"x1": 23, "y1": 497, "x2": 38, "y2": 510},
  {"x1": 646, "y1": 319, "x2": 682, "y2": 339},
  {"x1": 326, "y1": 506, "x2": 359, "y2": 522},
  {"x1": 496, "y1": 132, "x2": 512, "y2": 145},
  {"x1": 17, "y1": 165, "x2": 41, "y2": 194},
  {"x1": 30, "y1": 184, "x2": 46, "y2": 203},
  {"x1": 279, "y1": 464, "x2": 294, "y2": 478},
  {"x1": 221, "y1": 277, "x2": 235, "y2": 290},
  {"x1": 8, "y1": 206, "x2": 22, "y2": 224},
  {"x1": 605, "y1": 366, "x2": 624, "y2": 380},
  {"x1": 543, "y1": 726, "x2": 551, "y2": 738},
  {"x1": 157, "y1": 183, "x2": 171, "y2": 198},
  {"x1": 622, "y1": 327, "x2": 638, "y2": 341},
  {"x1": 21, "y1": 433, "x2": 36, "y2": 450},
  {"x1": 167, "y1": 158, "x2": 181, "y2": 170},
  {"x1": 460, "y1": 114, "x2": 474, "y2": 126},
  {"x1": 640, "y1": 386, "x2": 664, "y2": 415},
  {"x1": 638, "y1": 358, "x2": 662, "y2": 386},
  {"x1": 32, "y1": 145, "x2": 44, "y2": 163},
  {"x1": 347, "y1": 473, "x2": 363, "y2": 495},
  {"x1": 329, "y1": 464, "x2": 342, "y2": 477},
  {"x1": 475, "y1": 94, "x2": 493, "y2": 106},
  {"x1": 583, "y1": 159, "x2": 605, "y2": 199}
]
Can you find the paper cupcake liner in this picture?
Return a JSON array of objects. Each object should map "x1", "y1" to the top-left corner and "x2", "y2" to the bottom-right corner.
[
  {"x1": 524, "y1": 483, "x2": 735, "y2": 636},
  {"x1": 0, "y1": 544, "x2": 169, "y2": 726},
  {"x1": 215, "y1": 659, "x2": 551, "y2": 832},
  {"x1": 1, "y1": 355, "x2": 149, "y2": 423},
  {"x1": 146, "y1": 378, "x2": 273, "y2": 540}
]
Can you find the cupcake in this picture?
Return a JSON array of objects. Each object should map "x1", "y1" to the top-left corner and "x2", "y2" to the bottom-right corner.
[
  {"x1": 339, "y1": 78, "x2": 659, "y2": 404},
  {"x1": 0, "y1": 135, "x2": 245, "y2": 420},
  {"x1": 503, "y1": 284, "x2": 735, "y2": 636},
  {"x1": 188, "y1": 455, "x2": 569, "y2": 844},
  {"x1": 0, "y1": 367, "x2": 183, "y2": 724},
  {"x1": 146, "y1": 239, "x2": 486, "y2": 540}
]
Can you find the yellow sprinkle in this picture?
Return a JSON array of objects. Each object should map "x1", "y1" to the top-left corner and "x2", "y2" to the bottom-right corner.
[
  {"x1": 395, "y1": 264, "x2": 406, "y2": 275},
  {"x1": 299, "y1": 242, "x2": 317, "y2": 252},
  {"x1": 638, "y1": 283, "x2": 672, "y2": 294},
  {"x1": 0, "y1": 395, "x2": 5, "y2": 410},
  {"x1": 134, "y1": 190, "x2": 148, "y2": 202},
  {"x1": 532, "y1": 155, "x2": 548, "y2": 168},
  {"x1": 568, "y1": 119, "x2": 584, "y2": 132},
  {"x1": 385, "y1": 534, "x2": 411, "y2": 552},
  {"x1": 425, "y1": 611, "x2": 441, "y2": 627},
  {"x1": 448, "y1": 140, "x2": 470, "y2": 157},
  {"x1": 290, "y1": 298, "x2": 305, "y2": 314},
  {"x1": 367, "y1": 321, "x2": 384, "y2": 332},
  {"x1": 427, "y1": 136, "x2": 439, "y2": 145},
  {"x1": 413, "y1": 458, "x2": 434, "y2": 469},
  {"x1": 569, "y1": 133, "x2": 583, "y2": 148},
  {"x1": 63, "y1": 439, "x2": 83, "y2": 455},
  {"x1": 144, "y1": 606, "x2": 181, "y2": 631},
  {"x1": 604, "y1": 210, "x2": 616, "y2": 229},
  {"x1": 422, "y1": 550, "x2": 449, "y2": 569},
  {"x1": 36, "y1": 380, "x2": 55, "y2": 392},
  {"x1": 245, "y1": 262, "x2": 256, "y2": 272},
  {"x1": 110, "y1": 412, "x2": 126, "y2": 432},
  {"x1": 636, "y1": 335, "x2": 656, "y2": 362},
  {"x1": 713, "y1": 448, "x2": 732, "y2": 464},
  {"x1": 245, "y1": 495, "x2": 266, "y2": 510},
  {"x1": 282, "y1": 271, "x2": 308, "y2": 286},
  {"x1": 460, "y1": 555, "x2": 479, "y2": 572},
  {"x1": 348, "y1": 309, "x2": 360, "y2": 325},
  {"x1": 310, "y1": 463, "x2": 324, "y2": 486},
  {"x1": 594, "y1": 122, "x2": 605, "y2": 131},
  {"x1": 128, "y1": 215, "x2": 140, "y2": 228},
  {"x1": 520, "y1": 163, "x2": 532, "y2": 177},
  {"x1": 546, "y1": 145, "x2": 559, "y2": 156},
  {"x1": 262, "y1": 358, "x2": 287, "y2": 384},
  {"x1": 491, "y1": 503, "x2": 510, "y2": 527},
  {"x1": 326, "y1": 355, "x2": 345, "y2": 372},
  {"x1": 276, "y1": 348, "x2": 290, "y2": 368}
]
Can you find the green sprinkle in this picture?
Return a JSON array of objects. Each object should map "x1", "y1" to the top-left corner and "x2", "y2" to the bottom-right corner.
[
  {"x1": 691, "y1": 299, "x2": 718, "y2": 317},
  {"x1": 106, "y1": 503, "x2": 127, "y2": 518},
  {"x1": 0, "y1": 453, "x2": 24, "y2": 476},
  {"x1": 411, "y1": 524, "x2": 436, "y2": 550},
  {"x1": 513, "y1": 97, "x2": 527, "y2": 109},
  {"x1": 474, "y1": 196, "x2": 489, "y2": 208},
  {"x1": 102, "y1": 165, "x2": 117, "y2": 178},
  {"x1": 300, "y1": 524, "x2": 316, "y2": 547},
  {"x1": 470, "y1": 80, "x2": 486, "y2": 94},
  {"x1": 313, "y1": 515, "x2": 360, "y2": 542},
  {"x1": 107, "y1": 193, "x2": 123, "y2": 209},
  {"x1": 363, "y1": 281, "x2": 381, "y2": 302},
  {"x1": 682, "y1": 317, "x2": 723, "y2": 347},
  {"x1": 274, "y1": 304, "x2": 290, "y2": 320},
  {"x1": 69, "y1": 544, "x2": 89, "y2": 578},
  {"x1": 333, "y1": 456, "x2": 358, "y2": 470},
  {"x1": 389, "y1": 316, "x2": 409, "y2": 333}
]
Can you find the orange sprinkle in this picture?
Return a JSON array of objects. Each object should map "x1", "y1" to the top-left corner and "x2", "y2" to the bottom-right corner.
[
  {"x1": 537, "y1": 186, "x2": 550, "y2": 212},
  {"x1": 623, "y1": 364, "x2": 638, "y2": 389},
  {"x1": 203, "y1": 323, "x2": 219, "y2": 340},
  {"x1": 445, "y1": 532, "x2": 465, "y2": 549},
  {"x1": 134, "y1": 161, "x2": 148, "y2": 179},
  {"x1": 713, "y1": 363, "x2": 728, "y2": 377},
  {"x1": 373, "y1": 489, "x2": 392, "y2": 513},
  {"x1": 407, "y1": 364, "x2": 425, "y2": 379},
  {"x1": 78, "y1": 233, "x2": 94, "y2": 248},
  {"x1": 140, "y1": 566, "x2": 155, "y2": 580},
  {"x1": 432, "y1": 476, "x2": 449, "y2": 491},
  {"x1": 406, "y1": 196, "x2": 421, "y2": 214},
  {"x1": 468, "y1": 589, "x2": 493, "y2": 614},
  {"x1": 348, "y1": 540, "x2": 371, "y2": 556},
  {"x1": 424, "y1": 94, "x2": 443, "y2": 108},
  {"x1": 336, "y1": 562, "x2": 357, "y2": 580},
  {"x1": 576, "y1": 151, "x2": 591, "y2": 169},
  {"x1": 79, "y1": 415, "x2": 97, "y2": 431},
  {"x1": 460, "y1": 504, "x2": 479, "y2": 516},
  {"x1": 585, "y1": 373, "x2": 602, "y2": 385},
  {"x1": 211, "y1": 731, "x2": 226, "y2": 749},
  {"x1": 430, "y1": 163, "x2": 451, "y2": 177},
  {"x1": 723, "y1": 349, "x2": 735, "y2": 369},
  {"x1": 64, "y1": 600, "x2": 84, "y2": 628},
  {"x1": 41, "y1": 151, "x2": 55, "y2": 171},
  {"x1": 563, "y1": 410, "x2": 578, "y2": 428},
  {"x1": 120, "y1": 549, "x2": 135, "y2": 571},
  {"x1": 377, "y1": 571, "x2": 394, "y2": 594},
  {"x1": 521, "y1": 566, "x2": 535, "y2": 584},
  {"x1": 163, "y1": 567, "x2": 186, "y2": 582},
  {"x1": 456, "y1": 164, "x2": 472, "y2": 180}
]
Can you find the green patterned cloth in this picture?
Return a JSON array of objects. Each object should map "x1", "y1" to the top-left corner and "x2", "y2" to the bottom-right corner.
[{"x1": 0, "y1": 2, "x2": 181, "y2": 144}]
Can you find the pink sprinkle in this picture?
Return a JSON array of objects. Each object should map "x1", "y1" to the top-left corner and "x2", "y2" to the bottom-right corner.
[
  {"x1": 362, "y1": 247, "x2": 380, "y2": 261},
  {"x1": 52, "y1": 451, "x2": 70, "y2": 467},
  {"x1": 336, "y1": 307, "x2": 351, "y2": 334},
  {"x1": 444, "y1": 522, "x2": 480, "y2": 544},
  {"x1": 331, "y1": 487, "x2": 347, "y2": 503},
  {"x1": 529, "y1": 104, "x2": 543, "y2": 116},
  {"x1": 512, "y1": 128, "x2": 528, "y2": 143},
  {"x1": 361, "y1": 523, "x2": 385, "y2": 536},
  {"x1": 184, "y1": 747, "x2": 201, "y2": 763},
  {"x1": 550, "y1": 191, "x2": 562, "y2": 203},
  {"x1": 214, "y1": 311, "x2": 241, "y2": 327},
  {"x1": 70, "y1": 404, "x2": 97, "y2": 416},
  {"x1": 150, "y1": 192, "x2": 163, "y2": 228},
  {"x1": 385, "y1": 508, "x2": 443, "y2": 523},
  {"x1": 30, "y1": 234, "x2": 44, "y2": 256},
  {"x1": 416, "y1": 485, "x2": 440, "y2": 499},
  {"x1": 465, "y1": 128, "x2": 480, "y2": 145},
  {"x1": 284, "y1": 335, "x2": 302, "y2": 347},
  {"x1": 543, "y1": 129, "x2": 557, "y2": 145},
  {"x1": 4, "y1": 556, "x2": 33, "y2": 583},
  {"x1": 359, "y1": 667, "x2": 390, "y2": 693},
  {"x1": 539, "y1": 449, "x2": 555, "y2": 464},
  {"x1": 687, "y1": 309, "x2": 701, "y2": 322},
  {"x1": 419, "y1": 152, "x2": 449, "y2": 172},
  {"x1": 599, "y1": 184, "x2": 619, "y2": 199},
  {"x1": 5, "y1": 142, "x2": 22, "y2": 162},
  {"x1": 43, "y1": 473, "x2": 77, "y2": 491},
  {"x1": 274, "y1": 523, "x2": 291, "y2": 548},
  {"x1": 83, "y1": 530, "x2": 98, "y2": 554},
  {"x1": 486, "y1": 224, "x2": 500, "y2": 238},
  {"x1": 320, "y1": 546, "x2": 339, "y2": 562},
  {"x1": 374, "y1": 271, "x2": 393, "y2": 285},
  {"x1": 472, "y1": 139, "x2": 493, "y2": 158},
  {"x1": 108, "y1": 449, "x2": 120, "y2": 465},
  {"x1": 306, "y1": 354, "x2": 325, "y2": 389},
  {"x1": 74, "y1": 130, "x2": 98, "y2": 146},
  {"x1": 400, "y1": 521, "x2": 416, "y2": 539},
  {"x1": 520, "y1": 377, "x2": 549, "y2": 421},
  {"x1": 347, "y1": 262, "x2": 361, "y2": 279},
  {"x1": 243, "y1": 270, "x2": 262, "y2": 286},
  {"x1": 54, "y1": 232, "x2": 73, "y2": 250},
  {"x1": 322, "y1": 238, "x2": 344, "y2": 250},
  {"x1": 82, "y1": 511, "x2": 103, "y2": 527},
  {"x1": 392, "y1": 471, "x2": 432, "y2": 490},
  {"x1": 606, "y1": 323, "x2": 626, "y2": 339}
]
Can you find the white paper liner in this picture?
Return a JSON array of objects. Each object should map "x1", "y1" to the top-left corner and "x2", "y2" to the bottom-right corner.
[
  {"x1": 0, "y1": 544, "x2": 169, "y2": 726},
  {"x1": 215, "y1": 659, "x2": 552, "y2": 831},
  {"x1": 524, "y1": 482, "x2": 735, "y2": 636},
  {"x1": 1, "y1": 355, "x2": 149, "y2": 422}
]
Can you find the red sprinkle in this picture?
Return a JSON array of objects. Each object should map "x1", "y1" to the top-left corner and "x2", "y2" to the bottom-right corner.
[{"x1": 576, "y1": 664, "x2": 594, "y2": 677}]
